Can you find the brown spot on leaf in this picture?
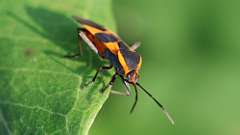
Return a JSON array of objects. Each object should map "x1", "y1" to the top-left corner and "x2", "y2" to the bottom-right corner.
[{"x1": 24, "y1": 48, "x2": 35, "y2": 57}]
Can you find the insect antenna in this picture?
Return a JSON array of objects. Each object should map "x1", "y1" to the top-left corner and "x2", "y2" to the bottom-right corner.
[
  {"x1": 136, "y1": 82, "x2": 175, "y2": 125},
  {"x1": 130, "y1": 85, "x2": 138, "y2": 114}
]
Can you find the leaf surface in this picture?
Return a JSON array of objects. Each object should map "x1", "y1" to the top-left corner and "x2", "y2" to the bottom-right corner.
[{"x1": 0, "y1": 0, "x2": 115, "y2": 134}]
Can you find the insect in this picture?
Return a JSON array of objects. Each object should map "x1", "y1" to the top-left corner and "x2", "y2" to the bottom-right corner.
[{"x1": 66, "y1": 16, "x2": 175, "y2": 125}]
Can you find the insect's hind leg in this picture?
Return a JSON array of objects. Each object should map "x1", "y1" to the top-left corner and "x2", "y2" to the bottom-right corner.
[
  {"x1": 64, "y1": 28, "x2": 85, "y2": 58},
  {"x1": 77, "y1": 27, "x2": 84, "y2": 56}
]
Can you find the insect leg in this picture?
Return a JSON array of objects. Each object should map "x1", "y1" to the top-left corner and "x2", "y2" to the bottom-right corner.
[
  {"x1": 110, "y1": 76, "x2": 131, "y2": 96},
  {"x1": 121, "y1": 78, "x2": 131, "y2": 96},
  {"x1": 101, "y1": 73, "x2": 117, "y2": 93},
  {"x1": 111, "y1": 82, "x2": 131, "y2": 96},
  {"x1": 64, "y1": 28, "x2": 85, "y2": 58},
  {"x1": 77, "y1": 28, "x2": 84, "y2": 56},
  {"x1": 64, "y1": 53, "x2": 81, "y2": 58},
  {"x1": 103, "y1": 75, "x2": 131, "y2": 96},
  {"x1": 84, "y1": 65, "x2": 113, "y2": 87},
  {"x1": 92, "y1": 65, "x2": 113, "y2": 82}
]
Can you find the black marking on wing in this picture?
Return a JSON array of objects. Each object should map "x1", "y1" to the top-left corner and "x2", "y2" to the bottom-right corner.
[
  {"x1": 118, "y1": 41, "x2": 129, "y2": 50},
  {"x1": 73, "y1": 16, "x2": 106, "y2": 31},
  {"x1": 119, "y1": 41, "x2": 140, "y2": 71},
  {"x1": 95, "y1": 33, "x2": 118, "y2": 43}
]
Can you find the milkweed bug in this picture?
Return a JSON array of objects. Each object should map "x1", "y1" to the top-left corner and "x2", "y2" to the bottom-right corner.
[{"x1": 65, "y1": 16, "x2": 175, "y2": 125}]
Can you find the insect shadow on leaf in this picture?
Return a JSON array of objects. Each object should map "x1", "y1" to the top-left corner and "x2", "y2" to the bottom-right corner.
[{"x1": 7, "y1": 6, "x2": 111, "y2": 89}]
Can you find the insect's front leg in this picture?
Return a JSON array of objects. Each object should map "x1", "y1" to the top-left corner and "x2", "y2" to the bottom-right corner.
[
  {"x1": 101, "y1": 75, "x2": 132, "y2": 96},
  {"x1": 64, "y1": 28, "x2": 84, "y2": 58},
  {"x1": 110, "y1": 76, "x2": 131, "y2": 96}
]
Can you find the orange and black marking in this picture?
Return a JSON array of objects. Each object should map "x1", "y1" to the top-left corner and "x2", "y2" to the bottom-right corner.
[{"x1": 66, "y1": 16, "x2": 175, "y2": 125}]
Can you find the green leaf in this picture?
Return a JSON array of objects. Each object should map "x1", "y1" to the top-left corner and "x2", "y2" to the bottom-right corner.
[{"x1": 0, "y1": 0, "x2": 115, "y2": 134}]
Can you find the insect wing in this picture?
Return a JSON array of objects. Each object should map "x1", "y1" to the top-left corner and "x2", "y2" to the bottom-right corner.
[
  {"x1": 95, "y1": 33, "x2": 118, "y2": 43},
  {"x1": 118, "y1": 42, "x2": 141, "y2": 72},
  {"x1": 121, "y1": 49, "x2": 140, "y2": 71},
  {"x1": 73, "y1": 16, "x2": 106, "y2": 31}
]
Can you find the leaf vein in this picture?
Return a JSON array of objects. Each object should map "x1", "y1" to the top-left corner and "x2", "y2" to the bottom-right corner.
[
  {"x1": 0, "y1": 101, "x2": 66, "y2": 117},
  {"x1": 0, "y1": 67, "x2": 79, "y2": 78}
]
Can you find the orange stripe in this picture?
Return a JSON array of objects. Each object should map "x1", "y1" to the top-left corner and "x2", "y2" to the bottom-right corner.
[
  {"x1": 104, "y1": 42, "x2": 119, "y2": 55},
  {"x1": 83, "y1": 25, "x2": 103, "y2": 35},
  {"x1": 136, "y1": 56, "x2": 142, "y2": 73},
  {"x1": 118, "y1": 51, "x2": 130, "y2": 75},
  {"x1": 83, "y1": 25, "x2": 115, "y2": 35}
]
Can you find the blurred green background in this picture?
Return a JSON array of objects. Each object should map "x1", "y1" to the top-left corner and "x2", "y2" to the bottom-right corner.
[{"x1": 91, "y1": 0, "x2": 240, "y2": 135}]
